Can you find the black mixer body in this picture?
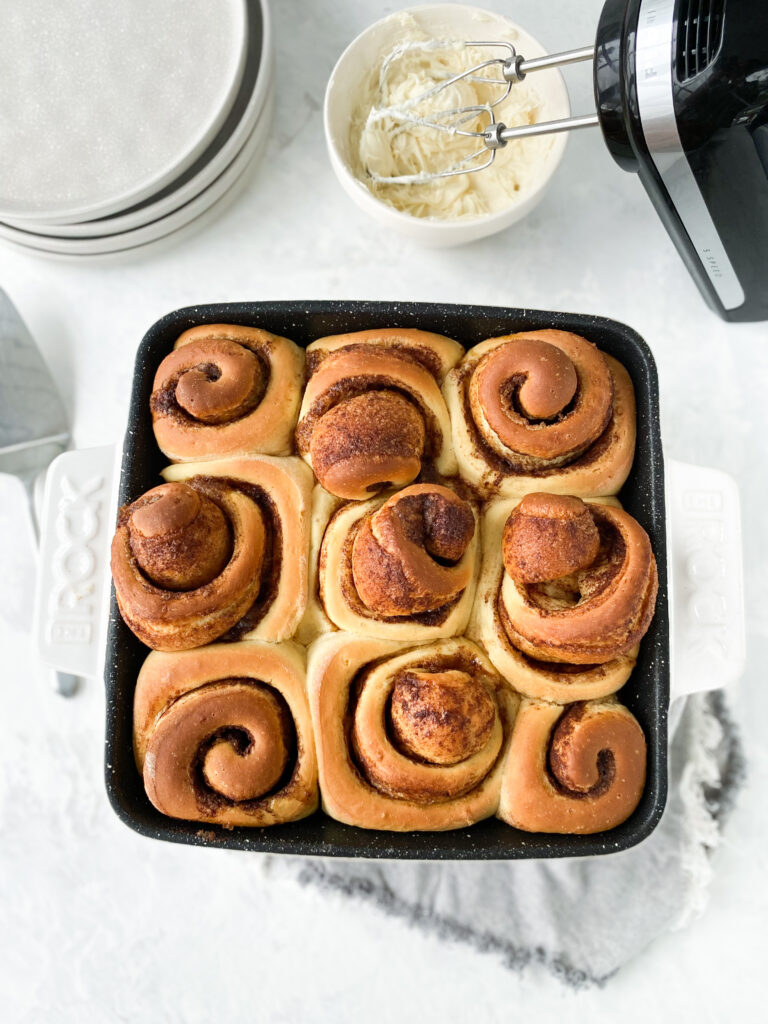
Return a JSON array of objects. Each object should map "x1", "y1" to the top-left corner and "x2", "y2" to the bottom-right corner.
[{"x1": 595, "y1": 0, "x2": 768, "y2": 322}]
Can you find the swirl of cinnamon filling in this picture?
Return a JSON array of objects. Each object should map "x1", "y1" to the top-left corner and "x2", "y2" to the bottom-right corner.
[
  {"x1": 111, "y1": 480, "x2": 265, "y2": 651},
  {"x1": 499, "y1": 493, "x2": 658, "y2": 665},
  {"x1": 146, "y1": 682, "x2": 291, "y2": 809},
  {"x1": 443, "y1": 329, "x2": 636, "y2": 498},
  {"x1": 307, "y1": 635, "x2": 518, "y2": 830},
  {"x1": 151, "y1": 324, "x2": 305, "y2": 461},
  {"x1": 308, "y1": 389, "x2": 425, "y2": 499},
  {"x1": 351, "y1": 484, "x2": 475, "y2": 616},
  {"x1": 353, "y1": 662, "x2": 501, "y2": 802},
  {"x1": 313, "y1": 482, "x2": 479, "y2": 641},
  {"x1": 498, "y1": 698, "x2": 647, "y2": 833},
  {"x1": 134, "y1": 642, "x2": 318, "y2": 826},
  {"x1": 468, "y1": 331, "x2": 613, "y2": 470},
  {"x1": 295, "y1": 329, "x2": 462, "y2": 499}
]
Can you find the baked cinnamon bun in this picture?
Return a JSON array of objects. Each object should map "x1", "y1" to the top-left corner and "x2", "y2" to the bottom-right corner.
[
  {"x1": 111, "y1": 455, "x2": 313, "y2": 650},
  {"x1": 295, "y1": 328, "x2": 463, "y2": 499},
  {"x1": 307, "y1": 635, "x2": 518, "y2": 831},
  {"x1": 470, "y1": 492, "x2": 657, "y2": 701},
  {"x1": 443, "y1": 329, "x2": 635, "y2": 497},
  {"x1": 498, "y1": 697, "x2": 646, "y2": 833},
  {"x1": 300, "y1": 482, "x2": 479, "y2": 642},
  {"x1": 151, "y1": 324, "x2": 305, "y2": 461},
  {"x1": 134, "y1": 641, "x2": 318, "y2": 826}
]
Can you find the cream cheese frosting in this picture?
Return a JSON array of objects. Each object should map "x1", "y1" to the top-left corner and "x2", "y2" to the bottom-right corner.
[{"x1": 352, "y1": 13, "x2": 557, "y2": 220}]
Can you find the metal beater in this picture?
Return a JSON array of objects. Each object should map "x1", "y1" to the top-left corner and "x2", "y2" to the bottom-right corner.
[
  {"x1": 365, "y1": 40, "x2": 597, "y2": 185},
  {"x1": 362, "y1": 0, "x2": 768, "y2": 322}
]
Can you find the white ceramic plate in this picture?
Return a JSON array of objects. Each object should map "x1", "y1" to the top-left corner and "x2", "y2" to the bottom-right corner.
[
  {"x1": 0, "y1": 0, "x2": 250, "y2": 225},
  {"x1": 2, "y1": 0, "x2": 272, "y2": 240},
  {"x1": 0, "y1": 80, "x2": 274, "y2": 257}
]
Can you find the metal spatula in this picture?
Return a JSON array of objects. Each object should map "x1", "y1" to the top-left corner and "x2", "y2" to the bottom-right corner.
[{"x1": 0, "y1": 287, "x2": 76, "y2": 695}]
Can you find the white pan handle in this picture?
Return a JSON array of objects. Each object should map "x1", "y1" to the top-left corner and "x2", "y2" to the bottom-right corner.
[
  {"x1": 31, "y1": 450, "x2": 745, "y2": 703},
  {"x1": 33, "y1": 445, "x2": 120, "y2": 692},
  {"x1": 666, "y1": 458, "x2": 745, "y2": 702}
]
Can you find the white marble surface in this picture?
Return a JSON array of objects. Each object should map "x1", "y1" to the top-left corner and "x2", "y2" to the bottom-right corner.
[{"x1": 0, "y1": 1, "x2": 765, "y2": 1019}]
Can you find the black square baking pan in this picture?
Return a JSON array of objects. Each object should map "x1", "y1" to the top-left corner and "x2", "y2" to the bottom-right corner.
[{"x1": 103, "y1": 300, "x2": 669, "y2": 859}]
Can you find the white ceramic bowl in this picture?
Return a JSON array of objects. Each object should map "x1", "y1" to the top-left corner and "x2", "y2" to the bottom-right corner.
[{"x1": 324, "y1": 4, "x2": 571, "y2": 247}]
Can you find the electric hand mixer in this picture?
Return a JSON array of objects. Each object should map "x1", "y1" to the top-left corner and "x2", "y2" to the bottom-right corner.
[{"x1": 368, "y1": 0, "x2": 768, "y2": 322}]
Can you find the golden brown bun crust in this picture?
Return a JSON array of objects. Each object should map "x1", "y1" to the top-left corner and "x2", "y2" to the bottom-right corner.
[
  {"x1": 295, "y1": 329, "x2": 463, "y2": 498},
  {"x1": 502, "y1": 492, "x2": 600, "y2": 583},
  {"x1": 151, "y1": 325, "x2": 305, "y2": 461},
  {"x1": 469, "y1": 334, "x2": 611, "y2": 463},
  {"x1": 389, "y1": 669, "x2": 495, "y2": 766},
  {"x1": 351, "y1": 484, "x2": 475, "y2": 615},
  {"x1": 500, "y1": 494, "x2": 658, "y2": 665},
  {"x1": 129, "y1": 322, "x2": 656, "y2": 836},
  {"x1": 111, "y1": 479, "x2": 266, "y2": 651},
  {"x1": 126, "y1": 482, "x2": 234, "y2": 591},
  {"x1": 134, "y1": 641, "x2": 317, "y2": 826},
  {"x1": 444, "y1": 330, "x2": 636, "y2": 498},
  {"x1": 303, "y1": 328, "x2": 464, "y2": 380},
  {"x1": 309, "y1": 390, "x2": 425, "y2": 500},
  {"x1": 498, "y1": 698, "x2": 646, "y2": 833},
  {"x1": 161, "y1": 456, "x2": 314, "y2": 643},
  {"x1": 310, "y1": 483, "x2": 480, "y2": 642},
  {"x1": 469, "y1": 496, "x2": 639, "y2": 702},
  {"x1": 306, "y1": 634, "x2": 518, "y2": 831}
]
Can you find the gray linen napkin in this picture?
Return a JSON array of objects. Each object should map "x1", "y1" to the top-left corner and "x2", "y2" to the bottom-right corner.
[
  {"x1": 270, "y1": 691, "x2": 744, "y2": 987},
  {"x1": 11, "y1": 467, "x2": 743, "y2": 986}
]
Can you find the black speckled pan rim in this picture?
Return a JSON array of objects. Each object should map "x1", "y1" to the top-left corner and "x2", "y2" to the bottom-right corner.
[{"x1": 104, "y1": 300, "x2": 669, "y2": 860}]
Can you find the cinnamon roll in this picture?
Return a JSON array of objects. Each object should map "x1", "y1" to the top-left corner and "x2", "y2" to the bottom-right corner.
[
  {"x1": 295, "y1": 328, "x2": 463, "y2": 499},
  {"x1": 151, "y1": 325, "x2": 305, "y2": 461},
  {"x1": 111, "y1": 455, "x2": 313, "y2": 650},
  {"x1": 498, "y1": 697, "x2": 646, "y2": 833},
  {"x1": 307, "y1": 635, "x2": 518, "y2": 831},
  {"x1": 469, "y1": 492, "x2": 657, "y2": 701},
  {"x1": 134, "y1": 641, "x2": 318, "y2": 826},
  {"x1": 443, "y1": 329, "x2": 635, "y2": 497},
  {"x1": 301, "y1": 482, "x2": 479, "y2": 642}
]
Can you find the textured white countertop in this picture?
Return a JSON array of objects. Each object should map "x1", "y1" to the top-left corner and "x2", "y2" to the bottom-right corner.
[{"x1": 0, "y1": 1, "x2": 765, "y2": 1019}]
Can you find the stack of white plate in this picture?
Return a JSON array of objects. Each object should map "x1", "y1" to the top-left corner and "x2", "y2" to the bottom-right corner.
[{"x1": 0, "y1": 0, "x2": 272, "y2": 256}]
